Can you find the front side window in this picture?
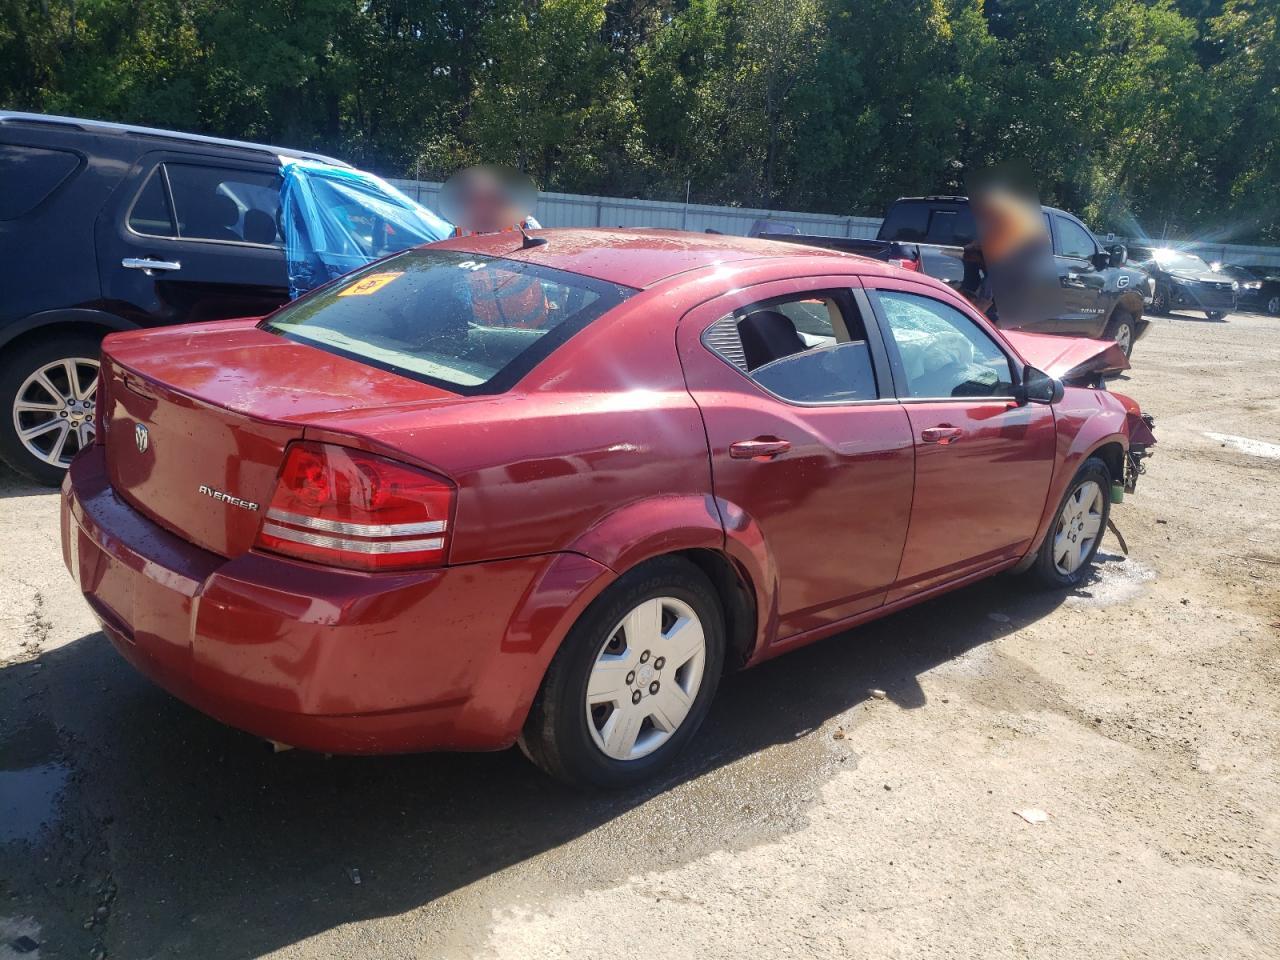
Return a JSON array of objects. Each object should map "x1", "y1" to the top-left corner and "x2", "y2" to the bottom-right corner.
[
  {"x1": 1055, "y1": 216, "x2": 1098, "y2": 260},
  {"x1": 875, "y1": 290, "x2": 1014, "y2": 399},
  {"x1": 262, "y1": 249, "x2": 634, "y2": 395},
  {"x1": 163, "y1": 163, "x2": 282, "y2": 244},
  {"x1": 702, "y1": 292, "x2": 878, "y2": 404}
]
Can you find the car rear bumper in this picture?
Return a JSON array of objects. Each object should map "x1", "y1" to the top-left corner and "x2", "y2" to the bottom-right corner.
[{"x1": 61, "y1": 447, "x2": 614, "y2": 754}]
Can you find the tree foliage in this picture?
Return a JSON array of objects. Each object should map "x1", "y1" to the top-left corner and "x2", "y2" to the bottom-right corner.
[{"x1": 2, "y1": 0, "x2": 1276, "y2": 240}]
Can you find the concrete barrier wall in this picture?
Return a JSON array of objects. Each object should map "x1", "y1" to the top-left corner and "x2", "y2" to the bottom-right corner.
[{"x1": 388, "y1": 179, "x2": 1280, "y2": 267}]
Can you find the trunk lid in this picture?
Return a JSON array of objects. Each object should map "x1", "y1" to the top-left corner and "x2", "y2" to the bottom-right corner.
[
  {"x1": 101, "y1": 319, "x2": 461, "y2": 557},
  {"x1": 1002, "y1": 330, "x2": 1130, "y2": 384}
]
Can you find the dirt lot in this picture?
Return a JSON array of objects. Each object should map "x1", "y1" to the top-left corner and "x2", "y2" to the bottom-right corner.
[{"x1": 1, "y1": 309, "x2": 1277, "y2": 960}]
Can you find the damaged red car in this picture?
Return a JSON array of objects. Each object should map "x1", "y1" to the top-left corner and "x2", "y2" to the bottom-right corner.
[{"x1": 61, "y1": 230, "x2": 1156, "y2": 788}]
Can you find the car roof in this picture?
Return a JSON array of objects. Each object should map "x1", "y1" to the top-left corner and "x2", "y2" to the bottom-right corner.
[
  {"x1": 0, "y1": 111, "x2": 349, "y2": 167},
  {"x1": 430, "y1": 228, "x2": 865, "y2": 289}
]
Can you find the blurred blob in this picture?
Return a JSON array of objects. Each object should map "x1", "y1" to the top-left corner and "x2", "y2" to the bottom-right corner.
[
  {"x1": 439, "y1": 165, "x2": 540, "y2": 236},
  {"x1": 963, "y1": 165, "x2": 1065, "y2": 328}
]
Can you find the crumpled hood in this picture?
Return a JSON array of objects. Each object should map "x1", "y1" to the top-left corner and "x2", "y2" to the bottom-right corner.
[{"x1": 1002, "y1": 330, "x2": 1130, "y2": 383}]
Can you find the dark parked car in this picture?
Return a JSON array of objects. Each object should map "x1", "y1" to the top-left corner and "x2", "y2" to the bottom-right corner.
[
  {"x1": 1216, "y1": 264, "x2": 1280, "y2": 315},
  {"x1": 759, "y1": 198, "x2": 1153, "y2": 360},
  {"x1": 63, "y1": 230, "x2": 1155, "y2": 787},
  {"x1": 0, "y1": 111, "x2": 353, "y2": 483},
  {"x1": 1129, "y1": 246, "x2": 1238, "y2": 320}
]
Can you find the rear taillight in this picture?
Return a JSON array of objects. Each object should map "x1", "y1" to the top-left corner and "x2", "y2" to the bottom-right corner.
[
  {"x1": 888, "y1": 256, "x2": 922, "y2": 272},
  {"x1": 255, "y1": 442, "x2": 454, "y2": 571}
]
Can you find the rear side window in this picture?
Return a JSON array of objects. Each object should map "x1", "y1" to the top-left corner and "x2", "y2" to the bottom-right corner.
[
  {"x1": 262, "y1": 249, "x2": 634, "y2": 395},
  {"x1": 702, "y1": 291, "x2": 879, "y2": 404},
  {"x1": 132, "y1": 163, "x2": 282, "y2": 244},
  {"x1": 0, "y1": 144, "x2": 81, "y2": 220}
]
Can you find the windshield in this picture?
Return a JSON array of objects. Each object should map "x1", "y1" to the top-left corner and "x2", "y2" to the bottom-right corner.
[
  {"x1": 262, "y1": 249, "x2": 635, "y2": 395},
  {"x1": 1153, "y1": 250, "x2": 1211, "y2": 273}
]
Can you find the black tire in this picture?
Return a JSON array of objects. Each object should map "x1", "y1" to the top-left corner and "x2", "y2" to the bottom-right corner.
[
  {"x1": 519, "y1": 555, "x2": 726, "y2": 789},
  {"x1": 1151, "y1": 285, "x2": 1170, "y2": 316},
  {"x1": 1028, "y1": 457, "x2": 1112, "y2": 589},
  {"x1": 1266, "y1": 294, "x2": 1280, "y2": 316},
  {"x1": 0, "y1": 332, "x2": 103, "y2": 486},
  {"x1": 1206, "y1": 310, "x2": 1226, "y2": 321},
  {"x1": 1104, "y1": 310, "x2": 1137, "y2": 358}
]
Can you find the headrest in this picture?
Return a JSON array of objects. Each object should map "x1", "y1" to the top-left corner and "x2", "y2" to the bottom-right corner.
[{"x1": 243, "y1": 208, "x2": 277, "y2": 244}]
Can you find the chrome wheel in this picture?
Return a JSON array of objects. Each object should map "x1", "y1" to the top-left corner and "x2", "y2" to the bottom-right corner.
[
  {"x1": 1113, "y1": 320, "x2": 1133, "y2": 355},
  {"x1": 584, "y1": 596, "x2": 707, "y2": 761},
  {"x1": 12, "y1": 357, "x2": 99, "y2": 468},
  {"x1": 1053, "y1": 480, "x2": 1104, "y2": 576}
]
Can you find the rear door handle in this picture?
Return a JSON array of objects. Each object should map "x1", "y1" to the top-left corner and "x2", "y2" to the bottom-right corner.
[
  {"x1": 921, "y1": 426, "x2": 963, "y2": 445},
  {"x1": 729, "y1": 437, "x2": 791, "y2": 460},
  {"x1": 122, "y1": 257, "x2": 181, "y2": 274}
]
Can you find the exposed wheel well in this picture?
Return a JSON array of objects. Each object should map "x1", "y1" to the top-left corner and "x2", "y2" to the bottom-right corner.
[
  {"x1": 675, "y1": 548, "x2": 758, "y2": 672},
  {"x1": 1092, "y1": 441, "x2": 1124, "y2": 486}
]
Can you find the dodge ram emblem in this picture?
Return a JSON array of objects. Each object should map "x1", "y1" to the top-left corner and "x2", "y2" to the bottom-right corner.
[{"x1": 135, "y1": 423, "x2": 149, "y2": 453}]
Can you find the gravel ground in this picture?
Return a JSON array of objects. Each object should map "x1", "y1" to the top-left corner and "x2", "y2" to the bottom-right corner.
[{"x1": 1, "y1": 310, "x2": 1277, "y2": 960}]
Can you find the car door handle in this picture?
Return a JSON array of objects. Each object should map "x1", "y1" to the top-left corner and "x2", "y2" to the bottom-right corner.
[
  {"x1": 729, "y1": 437, "x2": 791, "y2": 460},
  {"x1": 921, "y1": 426, "x2": 963, "y2": 445},
  {"x1": 1064, "y1": 273, "x2": 1088, "y2": 288},
  {"x1": 122, "y1": 257, "x2": 181, "y2": 273}
]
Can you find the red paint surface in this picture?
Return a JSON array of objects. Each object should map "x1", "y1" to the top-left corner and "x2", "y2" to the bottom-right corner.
[{"x1": 62, "y1": 230, "x2": 1153, "y2": 753}]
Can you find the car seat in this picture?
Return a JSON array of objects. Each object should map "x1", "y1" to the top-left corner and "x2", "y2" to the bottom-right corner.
[{"x1": 738, "y1": 310, "x2": 806, "y2": 371}]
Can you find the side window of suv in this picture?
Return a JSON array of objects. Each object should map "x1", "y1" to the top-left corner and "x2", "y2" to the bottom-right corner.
[
  {"x1": 875, "y1": 290, "x2": 1014, "y2": 399},
  {"x1": 1055, "y1": 215, "x2": 1097, "y2": 260},
  {"x1": 131, "y1": 163, "x2": 282, "y2": 245},
  {"x1": 702, "y1": 292, "x2": 879, "y2": 404}
]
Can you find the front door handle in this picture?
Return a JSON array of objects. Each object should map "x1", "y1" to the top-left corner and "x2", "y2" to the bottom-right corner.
[
  {"x1": 122, "y1": 257, "x2": 182, "y2": 274},
  {"x1": 729, "y1": 437, "x2": 791, "y2": 460},
  {"x1": 921, "y1": 426, "x2": 963, "y2": 445}
]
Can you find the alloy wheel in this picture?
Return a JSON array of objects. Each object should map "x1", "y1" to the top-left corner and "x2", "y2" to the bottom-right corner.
[
  {"x1": 584, "y1": 596, "x2": 707, "y2": 761},
  {"x1": 1113, "y1": 321, "x2": 1133, "y2": 355},
  {"x1": 1268, "y1": 295, "x2": 1280, "y2": 316},
  {"x1": 12, "y1": 358, "x2": 100, "y2": 468},
  {"x1": 1053, "y1": 480, "x2": 1104, "y2": 576}
]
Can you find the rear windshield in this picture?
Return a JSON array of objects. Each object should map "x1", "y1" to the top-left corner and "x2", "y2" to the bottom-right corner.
[
  {"x1": 262, "y1": 248, "x2": 634, "y2": 395},
  {"x1": 879, "y1": 202, "x2": 977, "y2": 245}
]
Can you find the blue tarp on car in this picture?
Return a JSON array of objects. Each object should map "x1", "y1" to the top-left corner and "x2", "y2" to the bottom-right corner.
[{"x1": 280, "y1": 158, "x2": 452, "y2": 298}]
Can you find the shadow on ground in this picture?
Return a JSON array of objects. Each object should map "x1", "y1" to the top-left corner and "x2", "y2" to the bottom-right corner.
[{"x1": 0, "y1": 561, "x2": 1089, "y2": 959}]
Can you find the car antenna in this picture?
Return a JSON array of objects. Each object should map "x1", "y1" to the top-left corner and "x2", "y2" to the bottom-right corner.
[{"x1": 518, "y1": 221, "x2": 547, "y2": 249}]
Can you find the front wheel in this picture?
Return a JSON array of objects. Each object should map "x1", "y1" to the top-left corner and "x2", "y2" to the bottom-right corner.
[
  {"x1": 1266, "y1": 294, "x2": 1280, "y2": 316},
  {"x1": 1206, "y1": 310, "x2": 1227, "y2": 321},
  {"x1": 1105, "y1": 310, "x2": 1136, "y2": 358},
  {"x1": 1028, "y1": 458, "x2": 1111, "y2": 589},
  {"x1": 0, "y1": 333, "x2": 102, "y2": 485},
  {"x1": 1151, "y1": 285, "x2": 1170, "y2": 316},
  {"x1": 520, "y1": 556, "x2": 725, "y2": 789}
]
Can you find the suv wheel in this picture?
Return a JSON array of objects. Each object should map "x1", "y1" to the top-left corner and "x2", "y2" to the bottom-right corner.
[
  {"x1": 0, "y1": 333, "x2": 102, "y2": 486},
  {"x1": 520, "y1": 556, "x2": 725, "y2": 789}
]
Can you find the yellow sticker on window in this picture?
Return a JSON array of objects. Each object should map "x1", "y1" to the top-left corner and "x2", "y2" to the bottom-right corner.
[{"x1": 337, "y1": 271, "x2": 403, "y2": 297}]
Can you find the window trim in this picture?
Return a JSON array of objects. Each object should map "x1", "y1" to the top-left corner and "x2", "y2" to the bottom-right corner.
[
  {"x1": 864, "y1": 284, "x2": 1023, "y2": 403},
  {"x1": 698, "y1": 286, "x2": 894, "y2": 408},
  {"x1": 123, "y1": 156, "x2": 285, "y2": 250}
]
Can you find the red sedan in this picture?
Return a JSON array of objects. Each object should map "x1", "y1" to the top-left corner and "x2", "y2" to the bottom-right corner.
[{"x1": 61, "y1": 230, "x2": 1155, "y2": 788}]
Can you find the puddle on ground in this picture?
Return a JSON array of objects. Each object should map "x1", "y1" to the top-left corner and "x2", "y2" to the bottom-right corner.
[
  {"x1": 0, "y1": 717, "x2": 70, "y2": 846},
  {"x1": 0, "y1": 763, "x2": 70, "y2": 844},
  {"x1": 1204, "y1": 432, "x2": 1280, "y2": 460},
  {"x1": 1066, "y1": 553, "x2": 1156, "y2": 607}
]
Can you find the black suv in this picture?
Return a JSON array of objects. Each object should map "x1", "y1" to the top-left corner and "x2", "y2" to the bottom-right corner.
[
  {"x1": 0, "y1": 111, "x2": 346, "y2": 484},
  {"x1": 1129, "y1": 246, "x2": 1238, "y2": 321}
]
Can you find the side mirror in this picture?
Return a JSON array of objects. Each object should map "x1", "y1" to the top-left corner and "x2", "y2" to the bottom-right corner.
[
  {"x1": 1017, "y1": 365, "x2": 1064, "y2": 405},
  {"x1": 1107, "y1": 243, "x2": 1127, "y2": 268}
]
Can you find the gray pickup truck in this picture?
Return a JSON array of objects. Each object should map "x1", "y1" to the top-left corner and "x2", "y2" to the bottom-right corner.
[{"x1": 756, "y1": 196, "x2": 1154, "y2": 359}]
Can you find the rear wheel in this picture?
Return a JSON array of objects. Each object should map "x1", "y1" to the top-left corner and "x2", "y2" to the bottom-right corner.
[
  {"x1": 1029, "y1": 457, "x2": 1111, "y2": 589},
  {"x1": 1206, "y1": 310, "x2": 1226, "y2": 321},
  {"x1": 520, "y1": 556, "x2": 725, "y2": 789},
  {"x1": 0, "y1": 333, "x2": 102, "y2": 485},
  {"x1": 1267, "y1": 294, "x2": 1280, "y2": 316}
]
